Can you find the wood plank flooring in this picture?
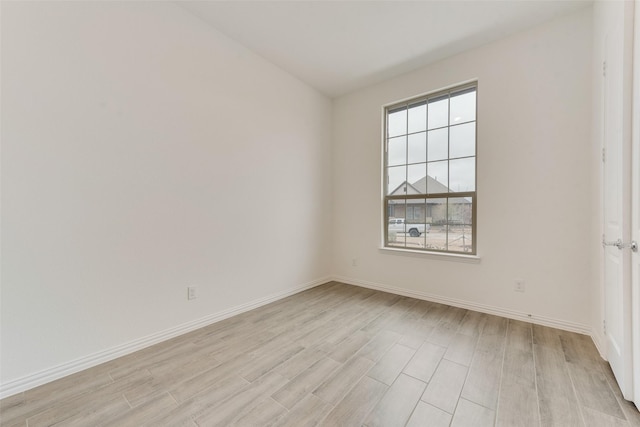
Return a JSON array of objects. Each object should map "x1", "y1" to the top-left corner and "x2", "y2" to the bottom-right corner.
[{"x1": 2, "y1": 281, "x2": 639, "y2": 426}]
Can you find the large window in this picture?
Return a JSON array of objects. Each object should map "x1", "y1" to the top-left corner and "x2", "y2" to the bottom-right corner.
[{"x1": 384, "y1": 83, "x2": 477, "y2": 254}]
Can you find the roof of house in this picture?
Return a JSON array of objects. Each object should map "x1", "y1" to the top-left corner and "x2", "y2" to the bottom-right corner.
[
  {"x1": 389, "y1": 175, "x2": 471, "y2": 205},
  {"x1": 411, "y1": 175, "x2": 450, "y2": 194}
]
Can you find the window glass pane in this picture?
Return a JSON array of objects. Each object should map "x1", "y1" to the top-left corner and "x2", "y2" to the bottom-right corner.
[
  {"x1": 407, "y1": 163, "x2": 426, "y2": 193},
  {"x1": 387, "y1": 165, "x2": 407, "y2": 195},
  {"x1": 387, "y1": 200, "x2": 406, "y2": 247},
  {"x1": 449, "y1": 157, "x2": 475, "y2": 192},
  {"x1": 405, "y1": 199, "x2": 426, "y2": 249},
  {"x1": 450, "y1": 89, "x2": 476, "y2": 124},
  {"x1": 407, "y1": 132, "x2": 426, "y2": 164},
  {"x1": 447, "y1": 197, "x2": 473, "y2": 252},
  {"x1": 427, "y1": 128, "x2": 448, "y2": 162},
  {"x1": 425, "y1": 198, "x2": 447, "y2": 251},
  {"x1": 427, "y1": 160, "x2": 448, "y2": 193},
  {"x1": 408, "y1": 102, "x2": 427, "y2": 134},
  {"x1": 388, "y1": 107, "x2": 407, "y2": 137},
  {"x1": 388, "y1": 136, "x2": 407, "y2": 166},
  {"x1": 428, "y1": 96, "x2": 449, "y2": 130},
  {"x1": 449, "y1": 123, "x2": 475, "y2": 159}
]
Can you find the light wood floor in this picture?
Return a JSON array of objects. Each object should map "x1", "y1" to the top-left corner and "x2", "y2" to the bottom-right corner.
[{"x1": 2, "y1": 282, "x2": 640, "y2": 426}]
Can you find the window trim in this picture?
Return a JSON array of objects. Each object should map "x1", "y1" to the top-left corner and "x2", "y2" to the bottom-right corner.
[
  {"x1": 378, "y1": 246, "x2": 481, "y2": 263},
  {"x1": 382, "y1": 81, "x2": 478, "y2": 256}
]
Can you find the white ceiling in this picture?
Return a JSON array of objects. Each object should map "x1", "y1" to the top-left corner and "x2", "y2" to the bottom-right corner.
[{"x1": 179, "y1": 1, "x2": 591, "y2": 98}]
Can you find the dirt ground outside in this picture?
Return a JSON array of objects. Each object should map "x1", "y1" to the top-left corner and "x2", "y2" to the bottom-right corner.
[{"x1": 388, "y1": 225, "x2": 473, "y2": 252}]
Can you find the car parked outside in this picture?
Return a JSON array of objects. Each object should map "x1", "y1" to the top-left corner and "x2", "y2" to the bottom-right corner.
[{"x1": 388, "y1": 218, "x2": 431, "y2": 237}]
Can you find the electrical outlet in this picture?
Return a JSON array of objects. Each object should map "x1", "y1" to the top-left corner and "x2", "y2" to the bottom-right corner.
[
  {"x1": 514, "y1": 279, "x2": 525, "y2": 293},
  {"x1": 187, "y1": 286, "x2": 197, "y2": 300},
  {"x1": 351, "y1": 258, "x2": 358, "y2": 267}
]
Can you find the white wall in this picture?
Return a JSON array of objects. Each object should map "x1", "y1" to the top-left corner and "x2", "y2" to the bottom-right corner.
[
  {"x1": 1, "y1": 1, "x2": 332, "y2": 390},
  {"x1": 332, "y1": 8, "x2": 594, "y2": 329}
]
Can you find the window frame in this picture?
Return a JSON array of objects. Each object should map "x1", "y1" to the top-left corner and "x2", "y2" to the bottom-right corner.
[{"x1": 382, "y1": 82, "x2": 478, "y2": 255}]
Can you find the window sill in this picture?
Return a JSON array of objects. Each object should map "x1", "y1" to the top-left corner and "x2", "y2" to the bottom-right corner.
[{"x1": 378, "y1": 247, "x2": 481, "y2": 263}]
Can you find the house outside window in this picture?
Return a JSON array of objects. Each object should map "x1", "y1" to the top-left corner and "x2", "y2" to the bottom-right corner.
[{"x1": 383, "y1": 83, "x2": 477, "y2": 254}]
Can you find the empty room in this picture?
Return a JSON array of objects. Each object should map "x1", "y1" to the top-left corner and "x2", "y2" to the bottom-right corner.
[{"x1": 2, "y1": 0, "x2": 640, "y2": 426}]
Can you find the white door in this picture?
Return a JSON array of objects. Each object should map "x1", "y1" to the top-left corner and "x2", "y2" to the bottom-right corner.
[
  {"x1": 602, "y1": 0, "x2": 635, "y2": 402},
  {"x1": 631, "y1": 0, "x2": 640, "y2": 409}
]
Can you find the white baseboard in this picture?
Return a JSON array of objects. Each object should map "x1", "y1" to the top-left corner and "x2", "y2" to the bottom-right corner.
[
  {"x1": 590, "y1": 329, "x2": 608, "y2": 360},
  {"x1": 0, "y1": 276, "x2": 330, "y2": 399},
  {"x1": 333, "y1": 275, "x2": 596, "y2": 337}
]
